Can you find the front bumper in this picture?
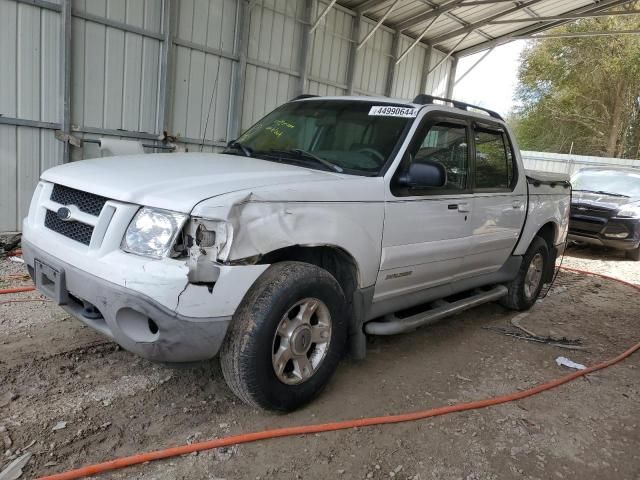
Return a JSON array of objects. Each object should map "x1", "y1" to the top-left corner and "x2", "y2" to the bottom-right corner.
[
  {"x1": 568, "y1": 217, "x2": 640, "y2": 251},
  {"x1": 567, "y1": 233, "x2": 640, "y2": 251},
  {"x1": 22, "y1": 239, "x2": 260, "y2": 363}
]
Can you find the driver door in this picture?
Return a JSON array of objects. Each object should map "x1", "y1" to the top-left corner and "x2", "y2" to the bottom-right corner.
[{"x1": 374, "y1": 115, "x2": 474, "y2": 303}]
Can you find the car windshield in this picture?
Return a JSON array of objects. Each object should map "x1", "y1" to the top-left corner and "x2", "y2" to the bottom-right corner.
[
  {"x1": 229, "y1": 100, "x2": 415, "y2": 175},
  {"x1": 572, "y1": 170, "x2": 640, "y2": 197}
]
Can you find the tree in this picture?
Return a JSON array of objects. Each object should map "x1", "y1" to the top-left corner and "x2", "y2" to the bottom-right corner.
[{"x1": 511, "y1": 4, "x2": 640, "y2": 158}]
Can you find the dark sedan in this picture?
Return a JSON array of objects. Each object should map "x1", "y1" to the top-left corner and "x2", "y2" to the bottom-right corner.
[{"x1": 569, "y1": 167, "x2": 640, "y2": 261}]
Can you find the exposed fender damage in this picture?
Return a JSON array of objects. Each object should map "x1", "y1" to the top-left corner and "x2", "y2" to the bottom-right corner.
[{"x1": 187, "y1": 187, "x2": 386, "y2": 289}]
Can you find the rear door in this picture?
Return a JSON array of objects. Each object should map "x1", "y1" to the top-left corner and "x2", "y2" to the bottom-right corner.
[
  {"x1": 375, "y1": 114, "x2": 474, "y2": 302},
  {"x1": 465, "y1": 123, "x2": 527, "y2": 276}
]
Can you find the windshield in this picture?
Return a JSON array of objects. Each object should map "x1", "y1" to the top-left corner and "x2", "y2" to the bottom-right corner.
[
  {"x1": 572, "y1": 170, "x2": 640, "y2": 197},
  {"x1": 230, "y1": 100, "x2": 415, "y2": 175}
]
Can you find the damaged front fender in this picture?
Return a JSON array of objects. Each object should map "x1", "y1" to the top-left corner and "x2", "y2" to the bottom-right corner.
[{"x1": 188, "y1": 189, "x2": 384, "y2": 288}]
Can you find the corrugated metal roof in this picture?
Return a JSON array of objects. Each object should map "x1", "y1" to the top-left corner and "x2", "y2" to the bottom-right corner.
[{"x1": 337, "y1": 0, "x2": 634, "y2": 56}]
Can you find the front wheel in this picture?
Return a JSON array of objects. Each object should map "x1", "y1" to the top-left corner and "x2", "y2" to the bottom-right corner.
[
  {"x1": 500, "y1": 236, "x2": 550, "y2": 311},
  {"x1": 220, "y1": 261, "x2": 347, "y2": 411}
]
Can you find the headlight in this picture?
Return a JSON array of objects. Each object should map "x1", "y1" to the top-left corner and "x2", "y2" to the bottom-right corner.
[
  {"x1": 616, "y1": 204, "x2": 640, "y2": 219},
  {"x1": 122, "y1": 207, "x2": 188, "y2": 258}
]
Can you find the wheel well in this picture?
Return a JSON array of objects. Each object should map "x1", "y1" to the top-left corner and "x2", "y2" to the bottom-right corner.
[
  {"x1": 536, "y1": 222, "x2": 556, "y2": 249},
  {"x1": 258, "y1": 245, "x2": 359, "y2": 304}
]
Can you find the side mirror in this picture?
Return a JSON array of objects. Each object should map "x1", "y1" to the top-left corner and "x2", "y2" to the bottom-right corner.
[{"x1": 398, "y1": 160, "x2": 447, "y2": 188}]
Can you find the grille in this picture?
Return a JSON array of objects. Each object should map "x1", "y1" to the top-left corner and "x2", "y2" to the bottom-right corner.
[
  {"x1": 45, "y1": 210, "x2": 94, "y2": 245},
  {"x1": 51, "y1": 184, "x2": 107, "y2": 217},
  {"x1": 570, "y1": 221, "x2": 602, "y2": 234},
  {"x1": 570, "y1": 204, "x2": 615, "y2": 219}
]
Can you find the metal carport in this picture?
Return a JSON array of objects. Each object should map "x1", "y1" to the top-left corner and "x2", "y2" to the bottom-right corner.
[{"x1": 0, "y1": 0, "x2": 636, "y2": 231}]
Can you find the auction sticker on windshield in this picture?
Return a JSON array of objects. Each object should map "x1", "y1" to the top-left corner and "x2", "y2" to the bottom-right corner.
[{"x1": 369, "y1": 106, "x2": 419, "y2": 118}]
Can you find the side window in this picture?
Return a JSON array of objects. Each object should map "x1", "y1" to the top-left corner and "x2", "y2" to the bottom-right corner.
[
  {"x1": 411, "y1": 123, "x2": 469, "y2": 191},
  {"x1": 474, "y1": 128, "x2": 514, "y2": 190}
]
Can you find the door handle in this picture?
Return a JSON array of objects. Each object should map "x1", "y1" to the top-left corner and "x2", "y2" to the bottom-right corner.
[
  {"x1": 457, "y1": 202, "x2": 471, "y2": 213},
  {"x1": 512, "y1": 200, "x2": 523, "y2": 209}
]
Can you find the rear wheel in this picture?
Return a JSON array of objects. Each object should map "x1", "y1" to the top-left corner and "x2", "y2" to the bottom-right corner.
[
  {"x1": 625, "y1": 246, "x2": 640, "y2": 261},
  {"x1": 220, "y1": 261, "x2": 347, "y2": 411},
  {"x1": 500, "y1": 236, "x2": 550, "y2": 311}
]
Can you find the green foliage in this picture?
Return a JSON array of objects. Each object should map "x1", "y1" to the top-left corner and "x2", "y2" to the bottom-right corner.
[{"x1": 510, "y1": 5, "x2": 640, "y2": 158}]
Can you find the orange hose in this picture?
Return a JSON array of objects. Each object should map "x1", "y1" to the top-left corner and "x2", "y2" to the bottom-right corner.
[
  {"x1": 0, "y1": 286, "x2": 36, "y2": 294},
  {"x1": 37, "y1": 267, "x2": 640, "y2": 480},
  {"x1": 5, "y1": 249, "x2": 22, "y2": 257}
]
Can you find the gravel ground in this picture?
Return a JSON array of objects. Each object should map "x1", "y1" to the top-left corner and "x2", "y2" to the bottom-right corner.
[
  {"x1": 0, "y1": 247, "x2": 639, "y2": 480},
  {"x1": 562, "y1": 243, "x2": 640, "y2": 285}
]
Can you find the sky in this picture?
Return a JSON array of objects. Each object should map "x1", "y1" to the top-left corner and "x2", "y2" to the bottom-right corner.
[{"x1": 453, "y1": 40, "x2": 527, "y2": 118}]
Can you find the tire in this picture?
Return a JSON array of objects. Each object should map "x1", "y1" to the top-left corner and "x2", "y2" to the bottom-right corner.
[
  {"x1": 220, "y1": 261, "x2": 348, "y2": 411},
  {"x1": 500, "y1": 236, "x2": 550, "y2": 311},
  {"x1": 625, "y1": 246, "x2": 640, "y2": 261}
]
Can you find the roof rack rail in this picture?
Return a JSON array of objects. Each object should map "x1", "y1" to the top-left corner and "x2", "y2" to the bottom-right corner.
[
  {"x1": 412, "y1": 94, "x2": 503, "y2": 121},
  {"x1": 291, "y1": 94, "x2": 319, "y2": 101}
]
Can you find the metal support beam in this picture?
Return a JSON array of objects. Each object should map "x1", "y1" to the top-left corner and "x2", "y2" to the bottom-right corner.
[
  {"x1": 229, "y1": 0, "x2": 251, "y2": 140},
  {"x1": 516, "y1": 29, "x2": 640, "y2": 39},
  {"x1": 419, "y1": 45, "x2": 433, "y2": 94},
  {"x1": 428, "y1": 32, "x2": 471, "y2": 74},
  {"x1": 489, "y1": 9, "x2": 640, "y2": 24},
  {"x1": 346, "y1": 13, "x2": 362, "y2": 95},
  {"x1": 429, "y1": 0, "x2": 545, "y2": 46},
  {"x1": 356, "y1": 0, "x2": 392, "y2": 13},
  {"x1": 0, "y1": 116, "x2": 61, "y2": 130},
  {"x1": 357, "y1": 0, "x2": 401, "y2": 50},
  {"x1": 157, "y1": 0, "x2": 175, "y2": 136},
  {"x1": 385, "y1": 30, "x2": 401, "y2": 97},
  {"x1": 445, "y1": 56, "x2": 458, "y2": 98},
  {"x1": 456, "y1": 0, "x2": 632, "y2": 57},
  {"x1": 454, "y1": 47, "x2": 493, "y2": 85},
  {"x1": 60, "y1": 0, "x2": 72, "y2": 163},
  {"x1": 298, "y1": 0, "x2": 316, "y2": 95},
  {"x1": 310, "y1": 0, "x2": 337, "y2": 34},
  {"x1": 395, "y1": 14, "x2": 439, "y2": 64},
  {"x1": 395, "y1": 0, "x2": 466, "y2": 31}
]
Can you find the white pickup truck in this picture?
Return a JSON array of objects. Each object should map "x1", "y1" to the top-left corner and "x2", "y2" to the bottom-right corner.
[{"x1": 22, "y1": 95, "x2": 570, "y2": 411}]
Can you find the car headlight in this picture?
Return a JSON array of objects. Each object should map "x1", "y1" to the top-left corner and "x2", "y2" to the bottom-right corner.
[
  {"x1": 616, "y1": 204, "x2": 640, "y2": 219},
  {"x1": 122, "y1": 207, "x2": 188, "y2": 258}
]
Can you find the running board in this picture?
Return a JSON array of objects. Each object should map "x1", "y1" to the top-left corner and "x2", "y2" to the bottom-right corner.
[{"x1": 364, "y1": 285, "x2": 508, "y2": 336}]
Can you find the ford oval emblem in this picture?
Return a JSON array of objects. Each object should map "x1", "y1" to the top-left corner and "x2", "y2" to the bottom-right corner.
[{"x1": 57, "y1": 206, "x2": 72, "y2": 221}]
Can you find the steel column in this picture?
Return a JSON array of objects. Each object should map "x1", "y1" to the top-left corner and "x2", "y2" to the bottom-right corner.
[
  {"x1": 445, "y1": 57, "x2": 458, "y2": 98},
  {"x1": 229, "y1": 0, "x2": 251, "y2": 140},
  {"x1": 385, "y1": 30, "x2": 401, "y2": 97},
  {"x1": 346, "y1": 13, "x2": 362, "y2": 95},
  {"x1": 298, "y1": 0, "x2": 316, "y2": 95},
  {"x1": 60, "y1": 0, "x2": 72, "y2": 163},
  {"x1": 157, "y1": 0, "x2": 175, "y2": 136},
  {"x1": 419, "y1": 45, "x2": 433, "y2": 94}
]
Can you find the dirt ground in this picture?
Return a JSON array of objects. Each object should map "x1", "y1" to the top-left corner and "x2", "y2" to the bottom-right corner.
[{"x1": 1, "y1": 245, "x2": 639, "y2": 480}]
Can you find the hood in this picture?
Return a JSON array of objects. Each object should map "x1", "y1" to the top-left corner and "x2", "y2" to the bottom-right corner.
[
  {"x1": 41, "y1": 153, "x2": 343, "y2": 213},
  {"x1": 571, "y1": 191, "x2": 640, "y2": 211}
]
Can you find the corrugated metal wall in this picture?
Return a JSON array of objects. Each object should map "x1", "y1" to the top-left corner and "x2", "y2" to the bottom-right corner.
[
  {"x1": 0, "y1": 0, "x2": 454, "y2": 232},
  {"x1": 522, "y1": 151, "x2": 640, "y2": 177}
]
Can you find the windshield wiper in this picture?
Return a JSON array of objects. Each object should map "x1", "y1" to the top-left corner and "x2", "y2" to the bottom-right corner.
[
  {"x1": 264, "y1": 148, "x2": 343, "y2": 173},
  {"x1": 573, "y1": 189, "x2": 629, "y2": 198},
  {"x1": 224, "y1": 140, "x2": 252, "y2": 157}
]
